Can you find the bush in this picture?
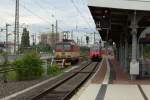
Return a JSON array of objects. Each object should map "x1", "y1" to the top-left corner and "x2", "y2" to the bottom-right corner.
[
  {"x1": 1, "y1": 52, "x2": 8, "y2": 65},
  {"x1": 6, "y1": 71, "x2": 17, "y2": 81},
  {"x1": 13, "y1": 51, "x2": 44, "y2": 80},
  {"x1": 47, "y1": 64, "x2": 61, "y2": 76}
]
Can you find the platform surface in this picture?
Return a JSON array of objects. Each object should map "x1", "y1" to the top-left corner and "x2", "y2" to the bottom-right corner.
[{"x1": 72, "y1": 57, "x2": 150, "y2": 100}]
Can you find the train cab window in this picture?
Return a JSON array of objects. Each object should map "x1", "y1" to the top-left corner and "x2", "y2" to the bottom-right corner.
[
  {"x1": 56, "y1": 43, "x2": 71, "y2": 51},
  {"x1": 56, "y1": 44, "x2": 63, "y2": 50},
  {"x1": 91, "y1": 46, "x2": 99, "y2": 51},
  {"x1": 64, "y1": 44, "x2": 71, "y2": 50}
]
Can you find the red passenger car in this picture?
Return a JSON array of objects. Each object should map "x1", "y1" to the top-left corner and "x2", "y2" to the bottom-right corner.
[{"x1": 89, "y1": 43, "x2": 102, "y2": 62}]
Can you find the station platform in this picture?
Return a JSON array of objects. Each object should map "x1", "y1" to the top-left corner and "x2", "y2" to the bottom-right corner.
[{"x1": 71, "y1": 56, "x2": 150, "y2": 100}]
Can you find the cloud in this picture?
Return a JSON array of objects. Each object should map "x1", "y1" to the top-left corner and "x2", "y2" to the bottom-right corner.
[{"x1": 0, "y1": 0, "x2": 98, "y2": 44}]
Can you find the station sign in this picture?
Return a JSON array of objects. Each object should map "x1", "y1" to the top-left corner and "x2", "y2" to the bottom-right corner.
[
  {"x1": 95, "y1": 9, "x2": 111, "y2": 30},
  {"x1": 96, "y1": 20, "x2": 111, "y2": 29}
]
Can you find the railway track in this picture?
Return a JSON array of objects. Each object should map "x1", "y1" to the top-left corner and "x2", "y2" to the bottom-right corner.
[{"x1": 31, "y1": 62, "x2": 100, "y2": 100}]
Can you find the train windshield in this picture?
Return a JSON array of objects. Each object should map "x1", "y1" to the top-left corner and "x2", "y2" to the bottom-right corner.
[
  {"x1": 56, "y1": 43, "x2": 71, "y2": 50},
  {"x1": 90, "y1": 45, "x2": 100, "y2": 51}
]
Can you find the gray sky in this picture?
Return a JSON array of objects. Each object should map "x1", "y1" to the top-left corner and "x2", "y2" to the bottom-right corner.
[{"x1": 0, "y1": 0, "x2": 99, "y2": 44}]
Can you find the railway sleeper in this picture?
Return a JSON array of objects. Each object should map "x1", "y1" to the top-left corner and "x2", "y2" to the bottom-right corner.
[{"x1": 31, "y1": 62, "x2": 99, "y2": 100}]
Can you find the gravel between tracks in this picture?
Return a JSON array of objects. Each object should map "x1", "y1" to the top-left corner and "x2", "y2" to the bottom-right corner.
[
  {"x1": 0, "y1": 76, "x2": 51, "y2": 98},
  {"x1": 0, "y1": 61, "x2": 87, "y2": 100}
]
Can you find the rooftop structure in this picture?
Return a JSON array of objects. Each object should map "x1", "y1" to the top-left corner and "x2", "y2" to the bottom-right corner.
[{"x1": 88, "y1": 0, "x2": 150, "y2": 79}]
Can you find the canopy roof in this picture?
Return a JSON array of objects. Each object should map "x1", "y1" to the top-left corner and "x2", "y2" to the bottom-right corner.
[
  {"x1": 88, "y1": 0, "x2": 150, "y2": 44},
  {"x1": 88, "y1": 0, "x2": 150, "y2": 11}
]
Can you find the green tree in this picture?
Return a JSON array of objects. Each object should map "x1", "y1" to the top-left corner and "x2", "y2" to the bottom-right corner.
[
  {"x1": 20, "y1": 28, "x2": 30, "y2": 52},
  {"x1": 37, "y1": 42, "x2": 52, "y2": 53}
]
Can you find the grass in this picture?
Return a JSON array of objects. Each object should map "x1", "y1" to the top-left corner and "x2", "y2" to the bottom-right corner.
[
  {"x1": 6, "y1": 71, "x2": 17, "y2": 81},
  {"x1": 47, "y1": 64, "x2": 62, "y2": 76}
]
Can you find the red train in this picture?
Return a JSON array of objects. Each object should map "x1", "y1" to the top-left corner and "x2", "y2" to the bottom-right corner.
[{"x1": 89, "y1": 43, "x2": 103, "y2": 62}]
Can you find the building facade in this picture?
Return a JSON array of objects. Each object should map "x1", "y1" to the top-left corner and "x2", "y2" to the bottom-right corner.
[{"x1": 39, "y1": 32, "x2": 63, "y2": 47}]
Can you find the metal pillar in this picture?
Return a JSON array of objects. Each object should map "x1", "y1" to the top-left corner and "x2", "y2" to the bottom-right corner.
[
  {"x1": 116, "y1": 44, "x2": 120, "y2": 61},
  {"x1": 94, "y1": 32, "x2": 96, "y2": 43},
  {"x1": 119, "y1": 44, "x2": 122, "y2": 64},
  {"x1": 56, "y1": 20, "x2": 59, "y2": 42},
  {"x1": 130, "y1": 11, "x2": 139, "y2": 80},
  {"x1": 121, "y1": 43, "x2": 125, "y2": 67},
  {"x1": 137, "y1": 42, "x2": 140, "y2": 59},
  {"x1": 122, "y1": 44, "x2": 125, "y2": 67},
  {"x1": 124, "y1": 39, "x2": 128, "y2": 72},
  {"x1": 6, "y1": 24, "x2": 9, "y2": 53},
  {"x1": 52, "y1": 24, "x2": 55, "y2": 49},
  {"x1": 120, "y1": 43, "x2": 123, "y2": 65},
  {"x1": 14, "y1": 0, "x2": 19, "y2": 54},
  {"x1": 131, "y1": 33, "x2": 137, "y2": 61},
  {"x1": 141, "y1": 44, "x2": 144, "y2": 59},
  {"x1": 119, "y1": 38, "x2": 124, "y2": 66}
]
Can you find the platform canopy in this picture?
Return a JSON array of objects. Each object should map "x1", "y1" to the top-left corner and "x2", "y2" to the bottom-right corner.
[
  {"x1": 88, "y1": 0, "x2": 150, "y2": 44},
  {"x1": 88, "y1": 0, "x2": 150, "y2": 11}
]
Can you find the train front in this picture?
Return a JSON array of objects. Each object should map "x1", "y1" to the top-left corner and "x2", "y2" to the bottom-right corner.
[
  {"x1": 55, "y1": 41, "x2": 80, "y2": 66},
  {"x1": 89, "y1": 44, "x2": 102, "y2": 62}
]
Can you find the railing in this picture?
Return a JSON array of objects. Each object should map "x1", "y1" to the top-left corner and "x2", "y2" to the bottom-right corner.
[{"x1": 139, "y1": 59, "x2": 150, "y2": 78}]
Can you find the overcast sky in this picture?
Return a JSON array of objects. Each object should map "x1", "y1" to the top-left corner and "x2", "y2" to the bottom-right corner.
[{"x1": 0, "y1": 0, "x2": 99, "y2": 44}]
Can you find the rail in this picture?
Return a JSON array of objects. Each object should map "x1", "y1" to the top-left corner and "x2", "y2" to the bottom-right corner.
[{"x1": 31, "y1": 61, "x2": 100, "y2": 100}]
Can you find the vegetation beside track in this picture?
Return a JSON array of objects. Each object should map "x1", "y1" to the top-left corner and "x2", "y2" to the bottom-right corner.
[
  {"x1": 143, "y1": 45, "x2": 150, "y2": 58},
  {"x1": 47, "y1": 64, "x2": 62, "y2": 76},
  {"x1": 13, "y1": 51, "x2": 44, "y2": 80}
]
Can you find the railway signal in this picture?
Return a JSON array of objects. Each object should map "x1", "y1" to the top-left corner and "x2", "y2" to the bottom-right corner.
[
  {"x1": 96, "y1": 9, "x2": 111, "y2": 30},
  {"x1": 86, "y1": 36, "x2": 89, "y2": 45}
]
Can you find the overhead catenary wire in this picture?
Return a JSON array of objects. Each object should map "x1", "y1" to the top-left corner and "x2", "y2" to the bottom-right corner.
[
  {"x1": 30, "y1": 0, "x2": 51, "y2": 15},
  {"x1": 12, "y1": 0, "x2": 96, "y2": 33},
  {"x1": 40, "y1": 0, "x2": 78, "y2": 31},
  {"x1": 10, "y1": 0, "x2": 64, "y2": 32},
  {"x1": 19, "y1": 1, "x2": 64, "y2": 32},
  {"x1": 70, "y1": 0, "x2": 96, "y2": 32},
  {"x1": 21, "y1": 0, "x2": 93, "y2": 33},
  {"x1": 29, "y1": 0, "x2": 68, "y2": 32}
]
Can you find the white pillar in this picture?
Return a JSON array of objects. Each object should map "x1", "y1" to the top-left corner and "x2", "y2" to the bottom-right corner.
[
  {"x1": 130, "y1": 11, "x2": 139, "y2": 80},
  {"x1": 131, "y1": 33, "x2": 137, "y2": 61},
  {"x1": 130, "y1": 29, "x2": 139, "y2": 80}
]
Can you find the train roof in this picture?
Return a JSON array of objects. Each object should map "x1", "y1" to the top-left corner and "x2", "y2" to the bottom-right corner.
[{"x1": 56, "y1": 39, "x2": 77, "y2": 45}]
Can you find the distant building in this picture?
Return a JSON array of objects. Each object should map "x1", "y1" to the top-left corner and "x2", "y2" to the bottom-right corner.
[
  {"x1": 39, "y1": 32, "x2": 63, "y2": 47},
  {"x1": 40, "y1": 33, "x2": 48, "y2": 45}
]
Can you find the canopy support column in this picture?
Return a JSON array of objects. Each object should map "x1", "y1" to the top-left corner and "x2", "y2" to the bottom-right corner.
[
  {"x1": 124, "y1": 39, "x2": 128, "y2": 72},
  {"x1": 130, "y1": 11, "x2": 139, "y2": 80}
]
